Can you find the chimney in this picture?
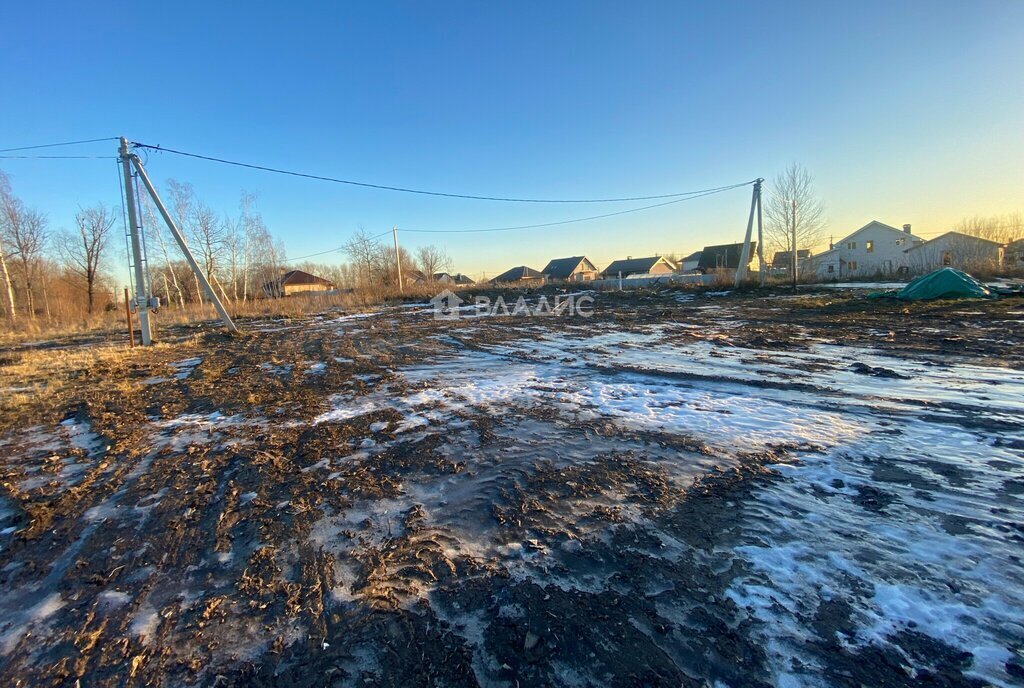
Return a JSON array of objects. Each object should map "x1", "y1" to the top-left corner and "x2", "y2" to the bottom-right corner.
[
  {"x1": 627, "y1": 255, "x2": 632, "y2": 260},
  {"x1": 903, "y1": 224, "x2": 912, "y2": 234}
]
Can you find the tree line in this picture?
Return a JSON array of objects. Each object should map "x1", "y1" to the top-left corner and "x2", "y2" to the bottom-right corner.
[
  {"x1": 0, "y1": 170, "x2": 292, "y2": 326},
  {"x1": 0, "y1": 169, "x2": 456, "y2": 328}
]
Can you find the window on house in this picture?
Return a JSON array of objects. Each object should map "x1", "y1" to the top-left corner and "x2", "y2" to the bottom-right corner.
[
  {"x1": 847, "y1": 241, "x2": 857, "y2": 249},
  {"x1": 895, "y1": 237, "x2": 905, "y2": 246},
  {"x1": 848, "y1": 261, "x2": 858, "y2": 270},
  {"x1": 827, "y1": 265, "x2": 834, "y2": 273},
  {"x1": 866, "y1": 240, "x2": 874, "y2": 253},
  {"x1": 942, "y1": 251, "x2": 952, "y2": 266}
]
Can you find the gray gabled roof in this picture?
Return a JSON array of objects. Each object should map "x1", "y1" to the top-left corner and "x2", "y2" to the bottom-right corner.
[
  {"x1": 681, "y1": 251, "x2": 703, "y2": 263},
  {"x1": 542, "y1": 256, "x2": 596, "y2": 279},
  {"x1": 602, "y1": 256, "x2": 674, "y2": 276},
  {"x1": 491, "y1": 266, "x2": 544, "y2": 283},
  {"x1": 903, "y1": 231, "x2": 1004, "y2": 252},
  {"x1": 771, "y1": 249, "x2": 811, "y2": 267},
  {"x1": 697, "y1": 243, "x2": 757, "y2": 270}
]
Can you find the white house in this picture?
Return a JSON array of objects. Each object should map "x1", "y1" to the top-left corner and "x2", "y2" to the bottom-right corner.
[
  {"x1": 680, "y1": 251, "x2": 702, "y2": 273},
  {"x1": 803, "y1": 221, "x2": 923, "y2": 280},
  {"x1": 903, "y1": 231, "x2": 1003, "y2": 273}
]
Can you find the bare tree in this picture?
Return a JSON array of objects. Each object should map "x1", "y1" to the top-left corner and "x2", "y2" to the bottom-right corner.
[
  {"x1": 186, "y1": 200, "x2": 224, "y2": 296},
  {"x1": 953, "y1": 212, "x2": 1023, "y2": 245},
  {"x1": 416, "y1": 245, "x2": 452, "y2": 281},
  {"x1": 141, "y1": 193, "x2": 186, "y2": 308},
  {"x1": 59, "y1": 204, "x2": 115, "y2": 314},
  {"x1": 764, "y1": 163, "x2": 828, "y2": 259},
  {"x1": 0, "y1": 172, "x2": 19, "y2": 321},
  {"x1": 1, "y1": 194, "x2": 49, "y2": 317},
  {"x1": 343, "y1": 228, "x2": 382, "y2": 287},
  {"x1": 167, "y1": 179, "x2": 205, "y2": 305}
]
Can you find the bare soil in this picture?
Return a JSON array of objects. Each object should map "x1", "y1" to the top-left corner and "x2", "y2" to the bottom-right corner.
[{"x1": 0, "y1": 285, "x2": 1022, "y2": 687}]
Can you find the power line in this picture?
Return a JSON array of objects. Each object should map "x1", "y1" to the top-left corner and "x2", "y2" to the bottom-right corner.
[
  {"x1": 283, "y1": 230, "x2": 393, "y2": 263},
  {"x1": 396, "y1": 182, "x2": 752, "y2": 233},
  {"x1": 0, "y1": 137, "x2": 118, "y2": 153},
  {"x1": 131, "y1": 140, "x2": 748, "y2": 204},
  {"x1": 280, "y1": 182, "x2": 753, "y2": 264},
  {"x1": 0, "y1": 155, "x2": 115, "y2": 159}
]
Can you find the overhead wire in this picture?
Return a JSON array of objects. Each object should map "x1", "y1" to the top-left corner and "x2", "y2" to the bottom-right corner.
[
  {"x1": 131, "y1": 140, "x2": 750, "y2": 204},
  {"x1": 280, "y1": 183, "x2": 752, "y2": 262},
  {"x1": 0, "y1": 137, "x2": 119, "y2": 153},
  {"x1": 395, "y1": 182, "x2": 752, "y2": 233},
  {"x1": 283, "y1": 230, "x2": 393, "y2": 263},
  {"x1": 0, "y1": 155, "x2": 116, "y2": 160}
]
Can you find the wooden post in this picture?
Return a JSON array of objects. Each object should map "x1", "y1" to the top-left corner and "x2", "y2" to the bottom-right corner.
[{"x1": 124, "y1": 287, "x2": 135, "y2": 348}]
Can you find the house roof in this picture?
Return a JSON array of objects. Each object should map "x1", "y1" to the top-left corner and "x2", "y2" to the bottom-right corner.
[
  {"x1": 491, "y1": 266, "x2": 544, "y2": 283},
  {"x1": 836, "y1": 220, "x2": 922, "y2": 246},
  {"x1": 602, "y1": 256, "x2": 675, "y2": 276},
  {"x1": 681, "y1": 251, "x2": 703, "y2": 263},
  {"x1": 903, "y1": 231, "x2": 1004, "y2": 252},
  {"x1": 771, "y1": 249, "x2": 811, "y2": 267},
  {"x1": 452, "y1": 273, "x2": 475, "y2": 284},
  {"x1": 280, "y1": 269, "x2": 333, "y2": 286},
  {"x1": 697, "y1": 242, "x2": 757, "y2": 270},
  {"x1": 542, "y1": 256, "x2": 596, "y2": 279}
]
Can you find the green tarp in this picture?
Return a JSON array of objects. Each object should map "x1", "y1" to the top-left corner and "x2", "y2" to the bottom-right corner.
[{"x1": 895, "y1": 268, "x2": 991, "y2": 301}]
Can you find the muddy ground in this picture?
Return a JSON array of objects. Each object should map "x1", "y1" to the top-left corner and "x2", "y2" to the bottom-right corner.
[{"x1": 0, "y1": 286, "x2": 1022, "y2": 687}]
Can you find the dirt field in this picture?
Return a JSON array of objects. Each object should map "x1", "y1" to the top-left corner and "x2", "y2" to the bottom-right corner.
[{"x1": 1, "y1": 286, "x2": 1022, "y2": 687}]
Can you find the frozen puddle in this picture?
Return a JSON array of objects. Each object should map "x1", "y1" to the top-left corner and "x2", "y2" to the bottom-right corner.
[
  {"x1": 309, "y1": 329, "x2": 1024, "y2": 685},
  {"x1": 728, "y1": 419, "x2": 1024, "y2": 687}
]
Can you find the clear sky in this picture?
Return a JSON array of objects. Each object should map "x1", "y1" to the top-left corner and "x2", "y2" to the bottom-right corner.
[{"x1": 2, "y1": 1, "x2": 1022, "y2": 279}]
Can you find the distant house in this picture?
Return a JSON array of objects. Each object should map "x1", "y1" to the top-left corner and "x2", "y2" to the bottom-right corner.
[
  {"x1": 1006, "y1": 239, "x2": 1024, "y2": 268},
  {"x1": 491, "y1": 266, "x2": 545, "y2": 285},
  {"x1": 904, "y1": 231, "x2": 1003, "y2": 273},
  {"x1": 803, "y1": 221, "x2": 924, "y2": 280},
  {"x1": 680, "y1": 251, "x2": 703, "y2": 273},
  {"x1": 542, "y1": 256, "x2": 599, "y2": 281},
  {"x1": 697, "y1": 242, "x2": 757, "y2": 273},
  {"x1": 403, "y1": 269, "x2": 428, "y2": 284},
  {"x1": 601, "y1": 256, "x2": 676, "y2": 278},
  {"x1": 770, "y1": 249, "x2": 811, "y2": 273},
  {"x1": 263, "y1": 269, "x2": 335, "y2": 297},
  {"x1": 451, "y1": 273, "x2": 476, "y2": 285}
]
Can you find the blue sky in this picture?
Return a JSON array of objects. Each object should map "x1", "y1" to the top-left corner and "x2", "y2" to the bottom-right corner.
[{"x1": 2, "y1": 1, "x2": 1022, "y2": 279}]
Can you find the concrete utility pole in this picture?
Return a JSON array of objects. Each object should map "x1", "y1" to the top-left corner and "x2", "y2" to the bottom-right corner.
[
  {"x1": 734, "y1": 179, "x2": 763, "y2": 287},
  {"x1": 392, "y1": 225, "x2": 404, "y2": 293},
  {"x1": 755, "y1": 179, "x2": 765, "y2": 286},
  {"x1": 124, "y1": 139, "x2": 238, "y2": 337},
  {"x1": 119, "y1": 137, "x2": 153, "y2": 345},
  {"x1": 791, "y1": 199, "x2": 798, "y2": 289}
]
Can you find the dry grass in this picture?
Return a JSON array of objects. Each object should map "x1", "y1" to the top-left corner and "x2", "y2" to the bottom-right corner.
[
  {"x1": 0, "y1": 338, "x2": 199, "y2": 416},
  {"x1": 0, "y1": 283, "x2": 454, "y2": 346}
]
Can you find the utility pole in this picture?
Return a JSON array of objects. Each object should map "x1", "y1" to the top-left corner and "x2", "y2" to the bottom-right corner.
[
  {"x1": 119, "y1": 137, "x2": 153, "y2": 345},
  {"x1": 126, "y1": 141, "x2": 238, "y2": 336},
  {"x1": 392, "y1": 225, "x2": 404, "y2": 293},
  {"x1": 734, "y1": 179, "x2": 761, "y2": 287},
  {"x1": 791, "y1": 199, "x2": 798, "y2": 289},
  {"x1": 755, "y1": 179, "x2": 765, "y2": 286}
]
